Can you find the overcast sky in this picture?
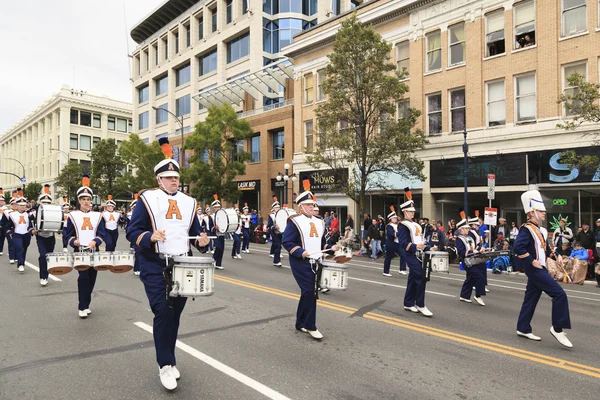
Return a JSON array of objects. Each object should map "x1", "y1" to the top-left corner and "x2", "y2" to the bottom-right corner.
[{"x1": 0, "y1": 0, "x2": 165, "y2": 133}]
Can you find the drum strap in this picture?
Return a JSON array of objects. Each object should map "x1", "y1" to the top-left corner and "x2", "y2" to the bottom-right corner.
[
  {"x1": 309, "y1": 259, "x2": 322, "y2": 300},
  {"x1": 164, "y1": 257, "x2": 175, "y2": 308},
  {"x1": 422, "y1": 253, "x2": 432, "y2": 282}
]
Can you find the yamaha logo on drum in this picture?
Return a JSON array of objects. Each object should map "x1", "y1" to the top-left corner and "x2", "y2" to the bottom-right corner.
[{"x1": 199, "y1": 269, "x2": 205, "y2": 292}]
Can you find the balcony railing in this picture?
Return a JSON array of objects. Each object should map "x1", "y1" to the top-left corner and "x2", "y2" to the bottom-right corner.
[{"x1": 237, "y1": 99, "x2": 294, "y2": 119}]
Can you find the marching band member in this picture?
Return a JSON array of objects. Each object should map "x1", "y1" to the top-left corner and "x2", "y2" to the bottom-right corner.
[
  {"x1": 383, "y1": 206, "x2": 401, "y2": 277},
  {"x1": 399, "y1": 188, "x2": 436, "y2": 317},
  {"x1": 211, "y1": 194, "x2": 225, "y2": 270},
  {"x1": 126, "y1": 137, "x2": 209, "y2": 390},
  {"x1": 515, "y1": 190, "x2": 573, "y2": 348},
  {"x1": 232, "y1": 205, "x2": 242, "y2": 259},
  {"x1": 282, "y1": 180, "x2": 338, "y2": 340},
  {"x1": 200, "y1": 204, "x2": 214, "y2": 254},
  {"x1": 128, "y1": 194, "x2": 142, "y2": 276},
  {"x1": 102, "y1": 194, "x2": 120, "y2": 252},
  {"x1": 34, "y1": 185, "x2": 56, "y2": 286},
  {"x1": 61, "y1": 199, "x2": 70, "y2": 252},
  {"x1": 313, "y1": 204, "x2": 320, "y2": 217},
  {"x1": 456, "y1": 211, "x2": 485, "y2": 305},
  {"x1": 267, "y1": 197, "x2": 282, "y2": 267},
  {"x1": 5, "y1": 194, "x2": 35, "y2": 273},
  {"x1": 469, "y1": 211, "x2": 489, "y2": 294},
  {"x1": 2, "y1": 192, "x2": 19, "y2": 264},
  {"x1": 65, "y1": 176, "x2": 106, "y2": 318},
  {"x1": 241, "y1": 203, "x2": 251, "y2": 253},
  {"x1": 0, "y1": 188, "x2": 6, "y2": 256}
]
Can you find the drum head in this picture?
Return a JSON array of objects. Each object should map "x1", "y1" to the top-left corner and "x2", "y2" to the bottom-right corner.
[
  {"x1": 215, "y1": 210, "x2": 228, "y2": 234},
  {"x1": 275, "y1": 209, "x2": 296, "y2": 232}
]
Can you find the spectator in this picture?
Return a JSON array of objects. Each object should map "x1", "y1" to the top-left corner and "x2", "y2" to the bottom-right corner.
[
  {"x1": 576, "y1": 222, "x2": 594, "y2": 250},
  {"x1": 493, "y1": 234, "x2": 506, "y2": 251},
  {"x1": 517, "y1": 33, "x2": 535, "y2": 48},
  {"x1": 324, "y1": 211, "x2": 332, "y2": 230},
  {"x1": 447, "y1": 219, "x2": 457, "y2": 238},
  {"x1": 257, "y1": 212, "x2": 263, "y2": 228},
  {"x1": 509, "y1": 221, "x2": 519, "y2": 243},
  {"x1": 330, "y1": 212, "x2": 339, "y2": 232},
  {"x1": 363, "y1": 213, "x2": 372, "y2": 240},
  {"x1": 437, "y1": 221, "x2": 444, "y2": 233},
  {"x1": 569, "y1": 241, "x2": 589, "y2": 261},
  {"x1": 553, "y1": 218, "x2": 574, "y2": 248},
  {"x1": 326, "y1": 227, "x2": 340, "y2": 247},
  {"x1": 368, "y1": 219, "x2": 381, "y2": 261},
  {"x1": 346, "y1": 213, "x2": 354, "y2": 230},
  {"x1": 343, "y1": 226, "x2": 354, "y2": 241},
  {"x1": 493, "y1": 218, "x2": 508, "y2": 242},
  {"x1": 555, "y1": 241, "x2": 571, "y2": 257},
  {"x1": 478, "y1": 216, "x2": 488, "y2": 239}
]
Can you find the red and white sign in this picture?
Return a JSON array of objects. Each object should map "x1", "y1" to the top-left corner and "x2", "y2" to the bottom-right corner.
[
  {"x1": 487, "y1": 173, "x2": 496, "y2": 200},
  {"x1": 484, "y1": 207, "x2": 498, "y2": 227}
]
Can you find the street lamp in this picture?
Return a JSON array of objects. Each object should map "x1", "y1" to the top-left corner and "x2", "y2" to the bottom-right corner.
[
  {"x1": 462, "y1": 128, "x2": 469, "y2": 218},
  {"x1": 3, "y1": 157, "x2": 26, "y2": 191},
  {"x1": 276, "y1": 163, "x2": 297, "y2": 205},
  {"x1": 50, "y1": 148, "x2": 70, "y2": 163},
  {"x1": 153, "y1": 105, "x2": 185, "y2": 191}
]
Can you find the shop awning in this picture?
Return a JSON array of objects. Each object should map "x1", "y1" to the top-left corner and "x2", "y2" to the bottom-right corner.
[{"x1": 192, "y1": 58, "x2": 294, "y2": 108}]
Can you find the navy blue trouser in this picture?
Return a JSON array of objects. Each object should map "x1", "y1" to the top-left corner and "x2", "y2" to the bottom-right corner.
[
  {"x1": 460, "y1": 263, "x2": 485, "y2": 299},
  {"x1": 0, "y1": 227, "x2": 5, "y2": 253},
  {"x1": 383, "y1": 243, "x2": 399, "y2": 274},
  {"x1": 133, "y1": 246, "x2": 141, "y2": 272},
  {"x1": 271, "y1": 233, "x2": 282, "y2": 264},
  {"x1": 105, "y1": 229, "x2": 118, "y2": 252},
  {"x1": 12, "y1": 233, "x2": 31, "y2": 267},
  {"x1": 62, "y1": 227, "x2": 69, "y2": 249},
  {"x1": 7, "y1": 231, "x2": 16, "y2": 260},
  {"x1": 290, "y1": 259, "x2": 317, "y2": 331},
  {"x1": 517, "y1": 265, "x2": 571, "y2": 333},
  {"x1": 213, "y1": 236, "x2": 225, "y2": 266},
  {"x1": 78, "y1": 268, "x2": 98, "y2": 310},
  {"x1": 36, "y1": 235, "x2": 56, "y2": 279},
  {"x1": 404, "y1": 258, "x2": 426, "y2": 308},
  {"x1": 241, "y1": 227, "x2": 250, "y2": 251},
  {"x1": 232, "y1": 233, "x2": 241, "y2": 257}
]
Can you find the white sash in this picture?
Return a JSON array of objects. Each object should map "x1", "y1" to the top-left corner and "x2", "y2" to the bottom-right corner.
[
  {"x1": 469, "y1": 229, "x2": 481, "y2": 246},
  {"x1": 457, "y1": 235, "x2": 474, "y2": 256},
  {"x1": 10, "y1": 212, "x2": 30, "y2": 235},
  {"x1": 69, "y1": 211, "x2": 102, "y2": 245},
  {"x1": 290, "y1": 214, "x2": 325, "y2": 259},
  {"x1": 242, "y1": 214, "x2": 251, "y2": 228},
  {"x1": 524, "y1": 223, "x2": 547, "y2": 267},
  {"x1": 102, "y1": 211, "x2": 119, "y2": 230},
  {"x1": 401, "y1": 220, "x2": 423, "y2": 245},
  {"x1": 387, "y1": 223, "x2": 399, "y2": 243}
]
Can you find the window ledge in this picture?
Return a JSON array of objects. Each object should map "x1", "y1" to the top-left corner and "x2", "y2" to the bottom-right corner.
[
  {"x1": 515, "y1": 120, "x2": 537, "y2": 125},
  {"x1": 596, "y1": 27, "x2": 600, "y2": 33},
  {"x1": 139, "y1": 100, "x2": 149, "y2": 107},
  {"x1": 156, "y1": 122, "x2": 168, "y2": 128},
  {"x1": 486, "y1": 124, "x2": 506, "y2": 129},
  {"x1": 399, "y1": 77, "x2": 410, "y2": 82},
  {"x1": 199, "y1": 71, "x2": 218, "y2": 80},
  {"x1": 271, "y1": 159, "x2": 285, "y2": 162},
  {"x1": 424, "y1": 69, "x2": 442, "y2": 77},
  {"x1": 428, "y1": 133, "x2": 442, "y2": 137},
  {"x1": 176, "y1": 82, "x2": 191, "y2": 91},
  {"x1": 302, "y1": 101, "x2": 314, "y2": 107},
  {"x1": 226, "y1": 55, "x2": 250, "y2": 69},
  {"x1": 247, "y1": 161, "x2": 261, "y2": 165},
  {"x1": 156, "y1": 93, "x2": 168, "y2": 101},
  {"x1": 446, "y1": 63, "x2": 465, "y2": 71},
  {"x1": 512, "y1": 44, "x2": 537, "y2": 54},
  {"x1": 559, "y1": 31, "x2": 589, "y2": 41},
  {"x1": 483, "y1": 53, "x2": 506, "y2": 61}
]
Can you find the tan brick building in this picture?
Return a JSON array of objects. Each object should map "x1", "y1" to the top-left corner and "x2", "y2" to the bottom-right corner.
[{"x1": 285, "y1": 0, "x2": 600, "y2": 230}]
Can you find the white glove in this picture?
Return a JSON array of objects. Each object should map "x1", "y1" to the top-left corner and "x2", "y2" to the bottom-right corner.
[{"x1": 63, "y1": 248, "x2": 68, "y2": 253}]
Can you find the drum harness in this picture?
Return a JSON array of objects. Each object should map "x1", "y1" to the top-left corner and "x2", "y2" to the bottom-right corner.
[
  {"x1": 161, "y1": 252, "x2": 193, "y2": 308},
  {"x1": 308, "y1": 258, "x2": 324, "y2": 299}
]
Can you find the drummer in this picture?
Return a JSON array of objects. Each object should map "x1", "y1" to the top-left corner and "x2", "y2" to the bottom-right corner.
[
  {"x1": 267, "y1": 196, "x2": 282, "y2": 267},
  {"x1": 2, "y1": 192, "x2": 19, "y2": 264},
  {"x1": 5, "y1": 193, "x2": 35, "y2": 273},
  {"x1": 211, "y1": 194, "x2": 225, "y2": 270},
  {"x1": 383, "y1": 206, "x2": 401, "y2": 277},
  {"x1": 232, "y1": 204, "x2": 242, "y2": 259},
  {"x1": 64, "y1": 175, "x2": 106, "y2": 318},
  {"x1": 456, "y1": 211, "x2": 485, "y2": 306},
  {"x1": 399, "y1": 187, "x2": 436, "y2": 317},
  {"x1": 241, "y1": 203, "x2": 251, "y2": 254},
  {"x1": 469, "y1": 211, "x2": 489, "y2": 293},
  {"x1": 0, "y1": 188, "x2": 6, "y2": 256},
  {"x1": 128, "y1": 194, "x2": 142, "y2": 276},
  {"x1": 102, "y1": 194, "x2": 120, "y2": 252},
  {"x1": 126, "y1": 137, "x2": 209, "y2": 390},
  {"x1": 34, "y1": 185, "x2": 56, "y2": 286},
  {"x1": 200, "y1": 204, "x2": 214, "y2": 254},
  {"x1": 282, "y1": 180, "x2": 338, "y2": 340},
  {"x1": 61, "y1": 199, "x2": 70, "y2": 252}
]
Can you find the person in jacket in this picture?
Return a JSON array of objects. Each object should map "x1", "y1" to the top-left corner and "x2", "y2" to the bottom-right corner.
[
  {"x1": 368, "y1": 218, "x2": 382, "y2": 262},
  {"x1": 553, "y1": 218, "x2": 574, "y2": 248}
]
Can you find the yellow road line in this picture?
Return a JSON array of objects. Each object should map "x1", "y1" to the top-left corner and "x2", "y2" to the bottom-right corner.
[{"x1": 214, "y1": 275, "x2": 600, "y2": 379}]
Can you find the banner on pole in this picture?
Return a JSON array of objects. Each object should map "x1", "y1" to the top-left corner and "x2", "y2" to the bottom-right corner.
[{"x1": 484, "y1": 207, "x2": 498, "y2": 227}]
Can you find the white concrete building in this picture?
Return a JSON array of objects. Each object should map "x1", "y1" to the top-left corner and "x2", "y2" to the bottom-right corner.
[{"x1": 0, "y1": 85, "x2": 133, "y2": 195}]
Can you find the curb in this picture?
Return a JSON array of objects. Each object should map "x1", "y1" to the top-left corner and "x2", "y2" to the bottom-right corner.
[{"x1": 449, "y1": 264, "x2": 599, "y2": 286}]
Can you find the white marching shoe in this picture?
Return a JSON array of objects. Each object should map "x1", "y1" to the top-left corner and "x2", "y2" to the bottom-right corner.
[
  {"x1": 398, "y1": 270, "x2": 408, "y2": 275},
  {"x1": 40, "y1": 279, "x2": 48, "y2": 286},
  {"x1": 78, "y1": 310, "x2": 88, "y2": 318},
  {"x1": 9, "y1": 259, "x2": 15, "y2": 264},
  {"x1": 171, "y1": 366, "x2": 181, "y2": 380},
  {"x1": 18, "y1": 265, "x2": 25, "y2": 272},
  {"x1": 473, "y1": 296, "x2": 485, "y2": 306},
  {"x1": 517, "y1": 331, "x2": 541, "y2": 341},
  {"x1": 215, "y1": 265, "x2": 224, "y2": 270},
  {"x1": 485, "y1": 287, "x2": 490, "y2": 293},
  {"x1": 159, "y1": 365, "x2": 177, "y2": 390},
  {"x1": 416, "y1": 306, "x2": 433, "y2": 317},
  {"x1": 307, "y1": 329, "x2": 323, "y2": 340},
  {"x1": 273, "y1": 263, "x2": 282, "y2": 267},
  {"x1": 63, "y1": 248, "x2": 68, "y2": 253},
  {"x1": 550, "y1": 326, "x2": 573, "y2": 348},
  {"x1": 84, "y1": 309, "x2": 91, "y2": 315},
  {"x1": 459, "y1": 297, "x2": 472, "y2": 303},
  {"x1": 403, "y1": 306, "x2": 419, "y2": 313},
  {"x1": 383, "y1": 272, "x2": 392, "y2": 277},
  {"x1": 0, "y1": 252, "x2": 3, "y2": 255},
  {"x1": 134, "y1": 271, "x2": 140, "y2": 276},
  {"x1": 269, "y1": 254, "x2": 274, "y2": 258}
]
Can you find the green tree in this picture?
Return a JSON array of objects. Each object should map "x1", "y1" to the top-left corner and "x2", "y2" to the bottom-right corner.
[
  {"x1": 24, "y1": 182, "x2": 43, "y2": 202},
  {"x1": 90, "y1": 138, "x2": 125, "y2": 197},
  {"x1": 557, "y1": 73, "x2": 600, "y2": 170},
  {"x1": 55, "y1": 160, "x2": 83, "y2": 203},
  {"x1": 183, "y1": 104, "x2": 253, "y2": 203},
  {"x1": 306, "y1": 14, "x2": 427, "y2": 214},
  {"x1": 117, "y1": 133, "x2": 164, "y2": 193}
]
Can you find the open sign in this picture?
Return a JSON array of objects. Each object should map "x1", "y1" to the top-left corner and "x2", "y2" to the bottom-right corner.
[{"x1": 552, "y1": 198, "x2": 568, "y2": 206}]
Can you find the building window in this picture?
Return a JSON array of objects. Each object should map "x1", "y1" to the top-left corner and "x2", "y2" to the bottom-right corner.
[
  {"x1": 449, "y1": 88, "x2": 466, "y2": 132},
  {"x1": 162, "y1": 36, "x2": 168, "y2": 60},
  {"x1": 80, "y1": 135, "x2": 91, "y2": 151},
  {"x1": 227, "y1": 33, "x2": 250, "y2": 63},
  {"x1": 396, "y1": 41, "x2": 409, "y2": 77},
  {"x1": 426, "y1": 30, "x2": 441, "y2": 72},
  {"x1": 304, "y1": 73, "x2": 313, "y2": 104},
  {"x1": 562, "y1": 0, "x2": 587, "y2": 37},
  {"x1": 304, "y1": 120, "x2": 314, "y2": 153},
  {"x1": 448, "y1": 23, "x2": 465, "y2": 66},
  {"x1": 198, "y1": 15, "x2": 204, "y2": 40},
  {"x1": 211, "y1": 7, "x2": 217, "y2": 32},
  {"x1": 332, "y1": 0, "x2": 341, "y2": 15},
  {"x1": 93, "y1": 137, "x2": 100, "y2": 148},
  {"x1": 485, "y1": 9, "x2": 505, "y2": 57},
  {"x1": 514, "y1": 1, "x2": 536, "y2": 49},
  {"x1": 81, "y1": 160, "x2": 91, "y2": 175},
  {"x1": 515, "y1": 73, "x2": 536, "y2": 122},
  {"x1": 144, "y1": 49, "x2": 149, "y2": 71},
  {"x1": 79, "y1": 111, "x2": 91, "y2": 127},
  {"x1": 70, "y1": 133, "x2": 78, "y2": 150},
  {"x1": 242, "y1": 0, "x2": 249, "y2": 14},
  {"x1": 93, "y1": 113, "x2": 101, "y2": 128},
  {"x1": 174, "y1": 30, "x2": 179, "y2": 54},
  {"x1": 199, "y1": 49, "x2": 218, "y2": 75},
  {"x1": 70, "y1": 109, "x2": 79, "y2": 124},
  {"x1": 563, "y1": 62, "x2": 587, "y2": 116},
  {"x1": 226, "y1": 0, "x2": 233, "y2": 24},
  {"x1": 176, "y1": 94, "x2": 191, "y2": 116},
  {"x1": 138, "y1": 84, "x2": 149, "y2": 103},
  {"x1": 250, "y1": 135, "x2": 260, "y2": 162},
  {"x1": 316, "y1": 69, "x2": 326, "y2": 101},
  {"x1": 427, "y1": 94, "x2": 442, "y2": 135},
  {"x1": 117, "y1": 118, "x2": 127, "y2": 132},
  {"x1": 153, "y1": 42, "x2": 158, "y2": 65},
  {"x1": 128, "y1": 120, "x2": 133, "y2": 132},
  {"x1": 176, "y1": 64, "x2": 191, "y2": 86},
  {"x1": 487, "y1": 80, "x2": 506, "y2": 127},
  {"x1": 139, "y1": 111, "x2": 149, "y2": 130},
  {"x1": 272, "y1": 129, "x2": 284, "y2": 160},
  {"x1": 156, "y1": 75, "x2": 168, "y2": 96},
  {"x1": 397, "y1": 100, "x2": 410, "y2": 120},
  {"x1": 108, "y1": 116, "x2": 115, "y2": 130},
  {"x1": 302, "y1": 0, "x2": 318, "y2": 15},
  {"x1": 184, "y1": 23, "x2": 190, "y2": 47},
  {"x1": 156, "y1": 103, "x2": 169, "y2": 124}
]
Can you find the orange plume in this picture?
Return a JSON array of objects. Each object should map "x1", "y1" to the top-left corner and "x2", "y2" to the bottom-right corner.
[
  {"x1": 474, "y1": 210, "x2": 480, "y2": 217},
  {"x1": 43, "y1": 185, "x2": 50, "y2": 194},
  {"x1": 234, "y1": 204, "x2": 238, "y2": 209},
  {"x1": 273, "y1": 196, "x2": 278, "y2": 202},
  {"x1": 82, "y1": 175, "x2": 90, "y2": 187},
  {"x1": 0, "y1": 189, "x2": 3, "y2": 196},
  {"x1": 404, "y1": 187, "x2": 412, "y2": 201},
  {"x1": 390, "y1": 205, "x2": 395, "y2": 212},
  {"x1": 63, "y1": 196, "x2": 67, "y2": 202},
  {"x1": 213, "y1": 193, "x2": 219, "y2": 200},
  {"x1": 205, "y1": 203, "x2": 209, "y2": 208},
  {"x1": 134, "y1": 193, "x2": 139, "y2": 200},
  {"x1": 312, "y1": 194, "x2": 317, "y2": 202},
  {"x1": 283, "y1": 204, "x2": 288, "y2": 208},
  {"x1": 460, "y1": 211, "x2": 466, "y2": 220},
  {"x1": 302, "y1": 179, "x2": 310, "y2": 191},
  {"x1": 17, "y1": 189, "x2": 23, "y2": 197},
  {"x1": 108, "y1": 194, "x2": 113, "y2": 200},
  {"x1": 12, "y1": 191, "x2": 17, "y2": 198},
  {"x1": 244, "y1": 202, "x2": 248, "y2": 207},
  {"x1": 161, "y1": 142, "x2": 173, "y2": 159}
]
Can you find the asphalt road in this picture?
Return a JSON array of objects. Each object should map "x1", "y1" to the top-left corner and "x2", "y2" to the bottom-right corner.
[{"x1": 1, "y1": 233, "x2": 599, "y2": 400}]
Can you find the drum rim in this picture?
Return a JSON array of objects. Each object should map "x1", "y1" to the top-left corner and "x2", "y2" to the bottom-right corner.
[{"x1": 216, "y1": 209, "x2": 238, "y2": 233}]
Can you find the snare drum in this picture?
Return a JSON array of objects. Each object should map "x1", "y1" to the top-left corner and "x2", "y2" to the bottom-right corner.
[
  {"x1": 36, "y1": 204, "x2": 64, "y2": 233},
  {"x1": 46, "y1": 253, "x2": 73, "y2": 275},
  {"x1": 320, "y1": 261, "x2": 348, "y2": 291},
  {"x1": 111, "y1": 252, "x2": 134, "y2": 273},
  {"x1": 215, "y1": 208, "x2": 239, "y2": 234},
  {"x1": 275, "y1": 209, "x2": 297, "y2": 233},
  {"x1": 92, "y1": 252, "x2": 113, "y2": 271},
  {"x1": 426, "y1": 251, "x2": 449, "y2": 273},
  {"x1": 169, "y1": 256, "x2": 215, "y2": 297},
  {"x1": 73, "y1": 253, "x2": 92, "y2": 271}
]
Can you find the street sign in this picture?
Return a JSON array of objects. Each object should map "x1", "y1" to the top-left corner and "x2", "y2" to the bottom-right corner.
[
  {"x1": 487, "y1": 173, "x2": 495, "y2": 200},
  {"x1": 20, "y1": 178, "x2": 26, "y2": 183},
  {"x1": 484, "y1": 207, "x2": 498, "y2": 227}
]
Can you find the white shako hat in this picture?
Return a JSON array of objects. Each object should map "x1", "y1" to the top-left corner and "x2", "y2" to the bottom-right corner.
[
  {"x1": 468, "y1": 210, "x2": 480, "y2": 226},
  {"x1": 38, "y1": 184, "x2": 52, "y2": 204},
  {"x1": 456, "y1": 210, "x2": 469, "y2": 229},
  {"x1": 271, "y1": 196, "x2": 280, "y2": 211},
  {"x1": 204, "y1": 204, "x2": 211, "y2": 213},
  {"x1": 387, "y1": 205, "x2": 397, "y2": 220},
  {"x1": 211, "y1": 193, "x2": 221, "y2": 208},
  {"x1": 400, "y1": 187, "x2": 416, "y2": 212},
  {"x1": 242, "y1": 203, "x2": 249, "y2": 212},
  {"x1": 106, "y1": 194, "x2": 116, "y2": 207},
  {"x1": 296, "y1": 179, "x2": 315, "y2": 206},
  {"x1": 77, "y1": 175, "x2": 93, "y2": 199},
  {"x1": 154, "y1": 137, "x2": 180, "y2": 178},
  {"x1": 521, "y1": 190, "x2": 546, "y2": 213}
]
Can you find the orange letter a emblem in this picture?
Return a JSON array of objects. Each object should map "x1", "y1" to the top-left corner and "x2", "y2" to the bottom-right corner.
[
  {"x1": 81, "y1": 217, "x2": 93, "y2": 230},
  {"x1": 109, "y1": 214, "x2": 115, "y2": 221},
  {"x1": 309, "y1": 222, "x2": 319, "y2": 237},
  {"x1": 18, "y1": 216, "x2": 26, "y2": 224},
  {"x1": 166, "y1": 199, "x2": 182, "y2": 220}
]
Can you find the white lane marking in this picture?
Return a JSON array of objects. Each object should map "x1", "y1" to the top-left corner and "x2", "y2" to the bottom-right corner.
[
  {"x1": 348, "y1": 277, "x2": 455, "y2": 297},
  {"x1": 134, "y1": 322, "x2": 292, "y2": 400},
  {"x1": 24, "y1": 261, "x2": 62, "y2": 281}
]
